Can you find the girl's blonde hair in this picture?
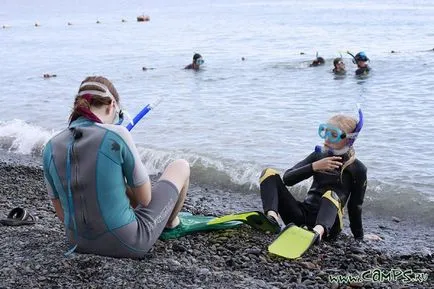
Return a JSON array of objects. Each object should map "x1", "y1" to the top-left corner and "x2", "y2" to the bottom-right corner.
[{"x1": 328, "y1": 114, "x2": 358, "y2": 181}]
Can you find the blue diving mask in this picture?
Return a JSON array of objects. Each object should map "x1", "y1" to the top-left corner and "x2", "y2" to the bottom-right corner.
[
  {"x1": 315, "y1": 108, "x2": 364, "y2": 155},
  {"x1": 113, "y1": 103, "x2": 124, "y2": 125},
  {"x1": 195, "y1": 58, "x2": 204, "y2": 65},
  {"x1": 318, "y1": 124, "x2": 349, "y2": 143}
]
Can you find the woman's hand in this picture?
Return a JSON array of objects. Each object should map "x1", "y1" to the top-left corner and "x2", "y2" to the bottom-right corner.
[
  {"x1": 364, "y1": 233, "x2": 382, "y2": 241},
  {"x1": 312, "y1": 156, "x2": 343, "y2": 172}
]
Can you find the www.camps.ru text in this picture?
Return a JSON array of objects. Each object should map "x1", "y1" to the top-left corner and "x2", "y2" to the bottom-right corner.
[{"x1": 328, "y1": 269, "x2": 428, "y2": 284}]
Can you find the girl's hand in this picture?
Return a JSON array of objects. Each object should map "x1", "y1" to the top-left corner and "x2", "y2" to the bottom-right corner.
[
  {"x1": 364, "y1": 233, "x2": 382, "y2": 241},
  {"x1": 312, "y1": 156, "x2": 343, "y2": 172}
]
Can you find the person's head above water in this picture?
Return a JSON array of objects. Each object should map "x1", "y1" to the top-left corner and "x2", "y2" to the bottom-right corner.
[
  {"x1": 193, "y1": 53, "x2": 204, "y2": 65},
  {"x1": 353, "y1": 52, "x2": 369, "y2": 68},
  {"x1": 310, "y1": 56, "x2": 325, "y2": 67},
  {"x1": 333, "y1": 58, "x2": 346, "y2": 74},
  {"x1": 69, "y1": 76, "x2": 122, "y2": 125},
  {"x1": 185, "y1": 53, "x2": 204, "y2": 70}
]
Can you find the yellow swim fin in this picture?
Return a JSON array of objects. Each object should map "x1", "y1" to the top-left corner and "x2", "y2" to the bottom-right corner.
[
  {"x1": 208, "y1": 211, "x2": 280, "y2": 233},
  {"x1": 268, "y1": 224, "x2": 318, "y2": 259}
]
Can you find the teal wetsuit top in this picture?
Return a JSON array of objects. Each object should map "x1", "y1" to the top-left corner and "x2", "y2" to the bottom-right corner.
[{"x1": 43, "y1": 117, "x2": 152, "y2": 257}]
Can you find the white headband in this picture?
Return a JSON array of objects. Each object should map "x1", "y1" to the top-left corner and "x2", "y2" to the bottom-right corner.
[{"x1": 78, "y1": 81, "x2": 116, "y2": 102}]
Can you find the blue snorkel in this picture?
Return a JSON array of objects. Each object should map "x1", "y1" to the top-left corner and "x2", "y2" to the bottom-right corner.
[
  {"x1": 315, "y1": 107, "x2": 364, "y2": 155},
  {"x1": 126, "y1": 97, "x2": 162, "y2": 131}
]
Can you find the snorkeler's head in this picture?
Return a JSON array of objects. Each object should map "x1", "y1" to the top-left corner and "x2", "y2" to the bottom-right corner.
[
  {"x1": 311, "y1": 57, "x2": 325, "y2": 67},
  {"x1": 70, "y1": 76, "x2": 123, "y2": 125},
  {"x1": 333, "y1": 58, "x2": 343, "y2": 67},
  {"x1": 317, "y1": 108, "x2": 363, "y2": 154},
  {"x1": 192, "y1": 53, "x2": 204, "y2": 64},
  {"x1": 354, "y1": 52, "x2": 369, "y2": 63}
]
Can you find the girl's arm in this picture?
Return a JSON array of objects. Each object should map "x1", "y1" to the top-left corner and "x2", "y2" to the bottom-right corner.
[{"x1": 283, "y1": 152, "x2": 318, "y2": 186}]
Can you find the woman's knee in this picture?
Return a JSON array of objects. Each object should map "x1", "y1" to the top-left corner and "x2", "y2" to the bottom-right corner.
[
  {"x1": 171, "y1": 159, "x2": 190, "y2": 178},
  {"x1": 160, "y1": 159, "x2": 190, "y2": 185}
]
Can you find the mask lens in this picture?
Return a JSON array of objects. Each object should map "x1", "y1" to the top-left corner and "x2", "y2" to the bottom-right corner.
[
  {"x1": 318, "y1": 124, "x2": 344, "y2": 143},
  {"x1": 196, "y1": 58, "x2": 204, "y2": 65},
  {"x1": 114, "y1": 103, "x2": 124, "y2": 125},
  {"x1": 318, "y1": 124, "x2": 327, "y2": 138}
]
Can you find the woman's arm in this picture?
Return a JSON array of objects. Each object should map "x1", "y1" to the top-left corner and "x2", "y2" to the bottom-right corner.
[
  {"x1": 127, "y1": 181, "x2": 152, "y2": 208},
  {"x1": 117, "y1": 126, "x2": 151, "y2": 205},
  {"x1": 282, "y1": 152, "x2": 317, "y2": 186},
  {"x1": 51, "y1": 199, "x2": 64, "y2": 222},
  {"x1": 347, "y1": 163, "x2": 368, "y2": 239}
]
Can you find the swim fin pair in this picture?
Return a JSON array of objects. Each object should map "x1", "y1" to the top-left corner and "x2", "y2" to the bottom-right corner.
[
  {"x1": 159, "y1": 212, "x2": 242, "y2": 240},
  {"x1": 159, "y1": 210, "x2": 281, "y2": 240},
  {"x1": 207, "y1": 211, "x2": 281, "y2": 234},
  {"x1": 160, "y1": 211, "x2": 318, "y2": 260}
]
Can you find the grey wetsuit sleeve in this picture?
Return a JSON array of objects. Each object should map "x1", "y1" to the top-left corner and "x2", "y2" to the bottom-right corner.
[{"x1": 108, "y1": 125, "x2": 149, "y2": 187}]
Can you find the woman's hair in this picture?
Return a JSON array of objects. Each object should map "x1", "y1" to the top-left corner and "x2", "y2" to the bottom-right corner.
[
  {"x1": 328, "y1": 114, "x2": 358, "y2": 181},
  {"x1": 69, "y1": 76, "x2": 120, "y2": 124},
  {"x1": 193, "y1": 53, "x2": 202, "y2": 61},
  {"x1": 333, "y1": 57, "x2": 342, "y2": 67}
]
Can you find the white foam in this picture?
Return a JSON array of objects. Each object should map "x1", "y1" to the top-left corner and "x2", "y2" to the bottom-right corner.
[
  {"x1": 136, "y1": 145, "x2": 265, "y2": 190},
  {"x1": 0, "y1": 119, "x2": 55, "y2": 155}
]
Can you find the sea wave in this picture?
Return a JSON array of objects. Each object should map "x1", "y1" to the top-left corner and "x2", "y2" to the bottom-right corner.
[{"x1": 1, "y1": 119, "x2": 432, "y2": 223}]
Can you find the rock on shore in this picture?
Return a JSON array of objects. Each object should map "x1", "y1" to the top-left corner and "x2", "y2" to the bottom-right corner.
[{"x1": 0, "y1": 162, "x2": 432, "y2": 288}]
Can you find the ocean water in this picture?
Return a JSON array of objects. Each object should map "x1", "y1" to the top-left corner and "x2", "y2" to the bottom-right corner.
[{"x1": 1, "y1": 0, "x2": 433, "y2": 222}]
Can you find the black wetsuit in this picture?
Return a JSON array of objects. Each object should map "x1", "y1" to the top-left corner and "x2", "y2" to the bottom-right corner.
[
  {"x1": 185, "y1": 64, "x2": 199, "y2": 70},
  {"x1": 355, "y1": 66, "x2": 370, "y2": 76},
  {"x1": 333, "y1": 68, "x2": 346, "y2": 75},
  {"x1": 260, "y1": 151, "x2": 367, "y2": 239}
]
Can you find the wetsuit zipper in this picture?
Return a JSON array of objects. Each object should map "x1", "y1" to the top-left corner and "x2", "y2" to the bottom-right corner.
[{"x1": 72, "y1": 144, "x2": 87, "y2": 225}]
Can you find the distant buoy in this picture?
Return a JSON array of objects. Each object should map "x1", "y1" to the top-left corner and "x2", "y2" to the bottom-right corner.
[
  {"x1": 300, "y1": 52, "x2": 305, "y2": 55},
  {"x1": 121, "y1": 19, "x2": 127, "y2": 23},
  {"x1": 241, "y1": 57, "x2": 246, "y2": 61},
  {"x1": 96, "y1": 20, "x2": 101, "y2": 24},
  {"x1": 35, "y1": 22, "x2": 40, "y2": 27},
  {"x1": 2, "y1": 25, "x2": 10, "y2": 29},
  {"x1": 67, "y1": 22, "x2": 72, "y2": 26},
  {"x1": 137, "y1": 15, "x2": 150, "y2": 22}
]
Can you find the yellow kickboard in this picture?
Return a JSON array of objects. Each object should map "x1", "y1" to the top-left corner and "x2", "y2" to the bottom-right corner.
[{"x1": 268, "y1": 225, "x2": 316, "y2": 259}]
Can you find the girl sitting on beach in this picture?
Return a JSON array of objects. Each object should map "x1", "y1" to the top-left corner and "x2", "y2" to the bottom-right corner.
[
  {"x1": 259, "y1": 110, "x2": 379, "y2": 242},
  {"x1": 42, "y1": 76, "x2": 190, "y2": 258}
]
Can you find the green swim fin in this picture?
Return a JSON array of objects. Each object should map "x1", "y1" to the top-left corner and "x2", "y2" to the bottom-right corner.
[
  {"x1": 207, "y1": 211, "x2": 281, "y2": 233},
  {"x1": 268, "y1": 224, "x2": 318, "y2": 259},
  {"x1": 159, "y1": 212, "x2": 242, "y2": 240}
]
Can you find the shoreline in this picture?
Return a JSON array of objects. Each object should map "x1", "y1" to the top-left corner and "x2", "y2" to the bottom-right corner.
[{"x1": 0, "y1": 157, "x2": 432, "y2": 288}]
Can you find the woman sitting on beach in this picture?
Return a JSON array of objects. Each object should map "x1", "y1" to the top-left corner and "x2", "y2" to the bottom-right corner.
[
  {"x1": 42, "y1": 76, "x2": 190, "y2": 258},
  {"x1": 259, "y1": 110, "x2": 379, "y2": 242}
]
